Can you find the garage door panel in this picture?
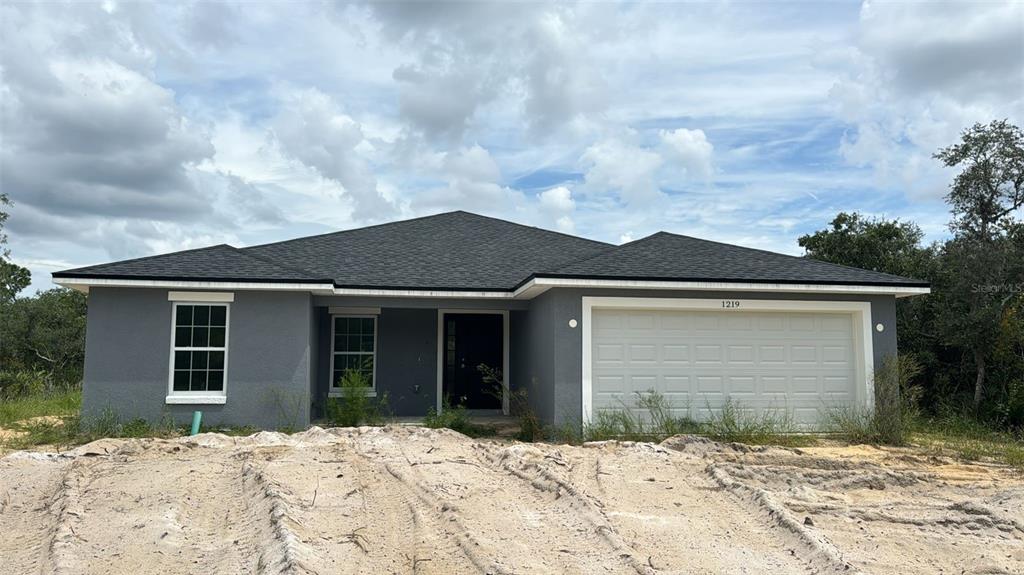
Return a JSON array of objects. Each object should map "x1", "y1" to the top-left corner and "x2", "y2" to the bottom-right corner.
[
  {"x1": 595, "y1": 344, "x2": 624, "y2": 364},
  {"x1": 726, "y1": 345, "x2": 755, "y2": 364},
  {"x1": 759, "y1": 345, "x2": 786, "y2": 363},
  {"x1": 628, "y1": 344, "x2": 657, "y2": 362},
  {"x1": 591, "y1": 308, "x2": 861, "y2": 426},
  {"x1": 822, "y1": 345, "x2": 850, "y2": 364},
  {"x1": 727, "y1": 375, "x2": 756, "y2": 394},
  {"x1": 790, "y1": 345, "x2": 818, "y2": 364},
  {"x1": 694, "y1": 345, "x2": 723, "y2": 364},
  {"x1": 662, "y1": 344, "x2": 690, "y2": 363}
]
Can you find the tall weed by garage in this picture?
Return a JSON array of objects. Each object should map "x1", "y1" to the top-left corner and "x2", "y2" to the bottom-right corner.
[
  {"x1": 701, "y1": 398, "x2": 811, "y2": 447},
  {"x1": 581, "y1": 390, "x2": 700, "y2": 442},
  {"x1": 825, "y1": 355, "x2": 923, "y2": 445}
]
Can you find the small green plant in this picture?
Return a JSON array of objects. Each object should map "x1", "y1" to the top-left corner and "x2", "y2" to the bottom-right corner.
[
  {"x1": 478, "y1": 364, "x2": 542, "y2": 441},
  {"x1": 325, "y1": 368, "x2": 389, "y2": 427},
  {"x1": 423, "y1": 401, "x2": 497, "y2": 437},
  {"x1": 267, "y1": 388, "x2": 310, "y2": 432}
]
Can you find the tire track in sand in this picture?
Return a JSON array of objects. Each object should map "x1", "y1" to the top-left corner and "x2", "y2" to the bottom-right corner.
[
  {"x1": 0, "y1": 453, "x2": 76, "y2": 575},
  {"x1": 243, "y1": 432, "x2": 480, "y2": 575},
  {"x1": 352, "y1": 427, "x2": 655, "y2": 575},
  {"x1": 20, "y1": 439, "x2": 314, "y2": 575}
]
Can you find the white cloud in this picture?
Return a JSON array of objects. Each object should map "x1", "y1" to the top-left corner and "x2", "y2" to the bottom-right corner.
[
  {"x1": 539, "y1": 186, "x2": 575, "y2": 213},
  {"x1": 270, "y1": 88, "x2": 398, "y2": 221},
  {"x1": 827, "y1": 1, "x2": 1023, "y2": 197},
  {"x1": 659, "y1": 128, "x2": 714, "y2": 181},
  {"x1": 579, "y1": 138, "x2": 664, "y2": 205}
]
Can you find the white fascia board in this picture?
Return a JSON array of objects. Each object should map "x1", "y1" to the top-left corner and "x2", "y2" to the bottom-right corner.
[
  {"x1": 520, "y1": 277, "x2": 930, "y2": 298},
  {"x1": 56, "y1": 275, "x2": 930, "y2": 300},
  {"x1": 54, "y1": 277, "x2": 335, "y2": 294},
  {"x1": 331, "y1": 287, "x2": 515, "y2": 299}
]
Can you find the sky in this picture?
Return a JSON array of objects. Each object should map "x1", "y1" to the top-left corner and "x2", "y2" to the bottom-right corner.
[{"x1": 1, "y1": 0, "x2": 1022, "y2": 295}]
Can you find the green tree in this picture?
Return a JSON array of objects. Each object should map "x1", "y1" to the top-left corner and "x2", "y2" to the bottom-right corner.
[
  {"x1": 0, "y1": 288, "x2": 88, "y2": 389},
  {"x1": 0, "y1": 193, "x2": 31, "y2": 302},
  {"x1": 798, "y1": 212, "x2": 933, "y2": 279},
  {"x1": 934, "y1": 120, "x2": 1024, "y2": 411},
  {"x1": 799, "y1": 212, "x2": 941, "y2": 408}
]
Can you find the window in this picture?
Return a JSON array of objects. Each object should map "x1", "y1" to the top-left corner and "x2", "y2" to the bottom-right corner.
[
  {"x1": 170, "y1": 303, "x2": 229, "y2": 397},
  {"x1": 331, "y1": 315, "x2": 376, "y2": 392}
]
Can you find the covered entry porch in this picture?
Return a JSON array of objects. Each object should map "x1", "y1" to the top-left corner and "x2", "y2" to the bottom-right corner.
[{"x1": 310, "y1": 299, "x2": 526, "y2": 419}]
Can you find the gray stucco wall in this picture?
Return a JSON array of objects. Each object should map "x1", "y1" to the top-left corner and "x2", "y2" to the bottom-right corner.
[
  {"x1": 82, "y1": 287, "x2": 313, "y2": 429},
  {"x1": 521, "y1": 289, "x2": 901, "y2": 428},
  {"x1": 377, "y1": 308, "x2": 437, "y2": 415},
  {"x1": 80, "y1": 287, "x2": 902, "y2": 429}
]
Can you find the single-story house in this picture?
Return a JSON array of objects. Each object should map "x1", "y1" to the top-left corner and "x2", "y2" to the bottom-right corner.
[{"x1": 54, "y1": 211, "x2": 930, "y2": 429}]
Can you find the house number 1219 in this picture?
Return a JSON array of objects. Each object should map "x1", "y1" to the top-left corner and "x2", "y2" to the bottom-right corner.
[{"x1": 721, "y1": 300, "x2": 741, "y2": 308}]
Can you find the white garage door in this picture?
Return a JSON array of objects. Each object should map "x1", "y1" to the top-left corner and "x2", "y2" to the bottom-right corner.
[{"x1": 589, "y1": 308, "x2": 864, "y2": 425}]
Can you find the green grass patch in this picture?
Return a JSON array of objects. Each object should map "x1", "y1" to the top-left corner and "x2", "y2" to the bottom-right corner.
[
  {"x1": 0, "y1": 389, "x2": 81, "y2": 427},
  {"x1": 912, "y1": 415, "x2": 1024, "y2": 471}
]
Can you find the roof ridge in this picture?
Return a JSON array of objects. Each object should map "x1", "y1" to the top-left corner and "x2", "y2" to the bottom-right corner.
[
  {"x1": 241, "y1": 211, "x2": 461, "y2": 251},
  {"x1": 543, "y1": 231, "x2": 663, "y2": 274},
  {"x1": 54, "y1": 244, "x2": 235, "y2": 275},
  {"x1": 451, "y1": 210, "x2": 612, "y2": 247},
  {"x1": 225, "y1": 245, "x2": 326, "y2": 281},
  {"x1": 242, "y1": 210, "x2": 612, "y2": 252},
  {"x1": 653, "y1": 231, "x2": 923, "y2": 282}
]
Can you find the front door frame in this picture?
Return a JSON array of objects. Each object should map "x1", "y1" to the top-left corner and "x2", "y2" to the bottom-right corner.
[{"x1": 436, "y1": 309, "x2": 510, "y2": 415}]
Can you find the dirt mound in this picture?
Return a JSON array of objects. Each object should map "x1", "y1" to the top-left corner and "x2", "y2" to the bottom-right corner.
[{"x1": 1, "y1": 428, "x2": 1021, "y2": 574}]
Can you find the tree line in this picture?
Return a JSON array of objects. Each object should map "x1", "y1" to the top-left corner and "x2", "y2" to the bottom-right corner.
[{"x1": 0, "y1": 121, "x2": 1022, "y2": 431}]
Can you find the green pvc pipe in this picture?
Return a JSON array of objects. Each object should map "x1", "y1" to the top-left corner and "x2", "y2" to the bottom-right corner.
[{"x1": 190, "y1": 411, "x2": 202, "y2": 436}]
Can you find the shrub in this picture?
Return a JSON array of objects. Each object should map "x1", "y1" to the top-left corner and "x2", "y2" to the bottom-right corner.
[
  {"x1": 325, "y1": 368, "x2": 388, "y2": 427},
  {"x1": 0, "y1": 370, "x2": 47, "y2": 399}
]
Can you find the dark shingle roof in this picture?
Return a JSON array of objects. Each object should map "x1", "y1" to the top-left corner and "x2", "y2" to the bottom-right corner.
[
  {"x1": 52, "y1": 244, "x2": 330, "y2": 284},
  {"x1": 53, "y1": 211, "x2": 928, "y2": 290},
  {"x1": 542, "y1": 232, "x2": 928, "y2": 287},
  {"x1": 242, "y1": 211, "x2": 611, "y2": 290}
]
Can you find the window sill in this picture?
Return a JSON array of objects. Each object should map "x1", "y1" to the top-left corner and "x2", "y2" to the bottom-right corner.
[
  {"x1": 165, "y1": 395, "x2": 226, "y2": 405},
  {"x1": 328, "y1": 390, "x2": 377, "y2": 398}
]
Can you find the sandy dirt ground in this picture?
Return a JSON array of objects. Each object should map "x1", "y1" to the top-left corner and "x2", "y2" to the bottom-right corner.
[{"x1": 1, "y1": 427, "x2": 1021, "y2": 574}]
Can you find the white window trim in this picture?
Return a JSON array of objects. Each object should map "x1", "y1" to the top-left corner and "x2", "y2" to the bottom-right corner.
[
  {"x1": 435, "y1": 309, "x2": 510, "y2": 415},
  {"x1": 580, "y1": 296, "x2": 875, "y2": 424},
  {"x1": 168, "y1": 291, "x2": 234, "y2": 302},
  {"x1": 329, "y1": 314, "x2": 379, "y2": 398},
  {"x1": 166, "y1": 301, "x2": 230, "y2": 404}
]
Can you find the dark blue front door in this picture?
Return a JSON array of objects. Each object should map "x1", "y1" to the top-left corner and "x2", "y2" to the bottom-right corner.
[{"x1": 442, "y1": 313, "x2": 503, "y2": 409}]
